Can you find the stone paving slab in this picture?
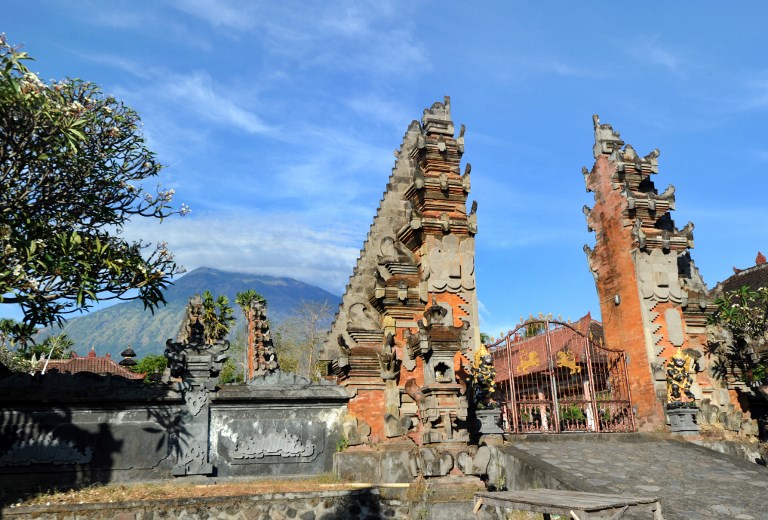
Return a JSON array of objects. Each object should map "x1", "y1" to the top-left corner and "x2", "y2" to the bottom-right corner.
[{"x1": 511, "y1": 435, "x2": 768, "y2": 520}]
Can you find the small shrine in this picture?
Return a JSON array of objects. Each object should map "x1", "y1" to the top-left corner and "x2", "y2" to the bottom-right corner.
[{"x1": 164, "y1": 294, "x2": 230, "y2": 476}]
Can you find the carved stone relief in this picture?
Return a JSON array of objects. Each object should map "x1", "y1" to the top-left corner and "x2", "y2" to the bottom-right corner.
[
  {"x1": 347, "y1": 301, "x2": 381, "y2": 331},
  {"x1": 423, "y1": 235, "x2": 475, "y2": 292},
  {"x1": 664, "y1": 308, "x2": 685, "y2": 347},
  {"x1": 637, "y1": 249, "x2": 684, "y2": 306},
  {"x1": 232, "y1": 431, "x2": 316, "y2": 459}
]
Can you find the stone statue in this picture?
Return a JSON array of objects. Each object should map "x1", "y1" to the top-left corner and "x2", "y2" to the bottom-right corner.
[
  {"x1": 377, "y1": 333, "x2": 398, "y2": 380},
  {"x1": 666, "y1": 347, "x2": 695, "y2": 407},
  {"x1": 472, "y1": 343, "x2": 497, "y2": 408}
]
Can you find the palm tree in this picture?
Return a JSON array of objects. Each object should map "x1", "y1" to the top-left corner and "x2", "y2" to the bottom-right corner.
[
  {"x1": 201, "y1": 290, "x2": 235, "y2": 345},
  {"x1": 235, "y1": 290, "x2": 264, "y2": 320}
]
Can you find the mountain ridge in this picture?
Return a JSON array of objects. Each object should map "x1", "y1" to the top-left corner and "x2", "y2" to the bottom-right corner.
[{"x1": 45, "y1": 267, "x2": 340, "y2": 359}]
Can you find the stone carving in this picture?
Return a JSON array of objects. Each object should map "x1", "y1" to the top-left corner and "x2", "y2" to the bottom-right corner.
[
  {"x1": 347, "y1": 301, "x2": 381, "y2": 331},
  {"x1": 384, "y1": 413, "x2": 412, "y2": 438},
  {"x1": 592, "y1": 114, "x2": 624, "y2": 157},
  {"x1": 250, "y1": 300, "x2": 279, "y2": 377},
  {"x1": 165, "y1": 296, "x2": 230, "y2": 384},
  {"x1": 378, "y1": 236, "x2": 415, "y2": 267},
  {"x1": 471, "y1": 343, "x2": 496, "y2": 408},
  {"x1": 321, "y1": 98, "x2": 478, "y2": 460},
  {"x1": 233, "y1": 431, "x2": 316, "y2": 459},
  {"x1": 177, "y1": 439, "x2": 207, "y2": 469},
  {"x1": 176, "y1": 294, "x2": 205, "y2": 344},
  {"x1": 666, "y1": 347, "x2": 696, "y2": 407},
  {"x1": 186, "y1": 389, "x2": 208, "y2": 416},
  {"x1": 468, "y1": 199, "x2": 478, "y2": 234},
  {"x1": 377, "y1": 333, "x2": 399, "y2": 380},
  {"x1": 409, "y1": 447, "x2": 455, "y2": 478},
  {"x1": 637, "y1": 249, "x2": 684, "y2": 305},
  {"x1": 165, "y1": 295, "x2": 231, "y2": 477},
  {"x1": 583, "y1": 115, "x2": 738, "y2": 431},
  {"x1": 423, "y1": 235, "x2": 475, "y2": 293},
  {"x1": 342, "y1": 415, "x2": 371, "y2": 446},
  {"x1": 0, "y1": 432, "x2": 92, "y2": 466}
]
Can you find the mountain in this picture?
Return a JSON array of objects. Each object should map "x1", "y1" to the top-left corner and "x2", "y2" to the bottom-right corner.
[{"x1": 46, "y1": 267, "x2": 340, "y2": 359}]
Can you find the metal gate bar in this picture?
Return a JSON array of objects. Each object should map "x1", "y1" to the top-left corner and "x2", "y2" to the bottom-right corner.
[{"x1": 489, "y1": 319, "x2": 635, "y2": 434}]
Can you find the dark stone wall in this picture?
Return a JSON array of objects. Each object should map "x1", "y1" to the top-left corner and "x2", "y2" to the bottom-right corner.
[
  {"x1": 0, "y1": 372, "x2": 348, "y2": 494},
  {"x1": 209, "y1": 385, "x2": 347, "y2": 478}
]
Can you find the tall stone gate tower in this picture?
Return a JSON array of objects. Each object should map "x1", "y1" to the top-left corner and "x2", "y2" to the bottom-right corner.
[
  {"x1": 321, "y1": 97, "x2": 480, "y2": 449},
  {"x1": 583, "y1": 116, "x2": 720, "y2": 430}
]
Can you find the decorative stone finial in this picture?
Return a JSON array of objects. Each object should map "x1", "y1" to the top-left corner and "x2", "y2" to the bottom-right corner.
[
  {"x1": 421, "y1": 95, "x2": 454, "y2": 136},
  {"x1": 592, "y1": 114, "x2": 624, "y2": 159}
]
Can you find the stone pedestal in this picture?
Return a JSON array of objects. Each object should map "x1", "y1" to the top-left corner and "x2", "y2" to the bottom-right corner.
[
  {"x1": 667, "y1": 406, "x2": 699, "y2": 435},
  {"x1": 475, "y1": 408, "x2": 503, "y2": 435}
]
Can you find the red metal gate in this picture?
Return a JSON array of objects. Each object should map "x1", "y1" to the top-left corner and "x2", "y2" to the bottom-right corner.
[{"x1": 489, "y1": 319, "x2": 635, "y2": 433}]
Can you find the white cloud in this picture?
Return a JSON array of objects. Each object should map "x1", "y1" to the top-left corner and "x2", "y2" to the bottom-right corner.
[
  {"x1": 345, "y1": 95, "x2": 414, "y2": 132},
  {"x1": 628, "y1": 36, "x2": 684, "y2": 74},
  {"x1": 168, "y1": 0, "x2": 256, "y2": 31},
  {"x1": 123, "y1": 211, "x2": 361, "y2": 294},
  {"x1": 161, "y1": 71, "x2": 274, "y2": 135}
]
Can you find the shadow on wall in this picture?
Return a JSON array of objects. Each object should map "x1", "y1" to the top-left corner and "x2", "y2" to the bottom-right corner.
[{"x1": 0, "y1": 371, "x2": 185, "y2": 507}]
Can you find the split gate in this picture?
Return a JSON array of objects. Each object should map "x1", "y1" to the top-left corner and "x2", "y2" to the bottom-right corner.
[{"x1": 488, "y1": 320, "x2": 635, "y2": 433}]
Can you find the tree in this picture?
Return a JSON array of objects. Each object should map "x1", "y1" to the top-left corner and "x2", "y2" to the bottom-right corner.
[
  {"x1": 201, "y1": 291, "x2": 235, "y2": 344},
  {"x1": 0, "y1": 36, "x2": 187, "y2": 328},
  {"x1": 0, "y1": 318, "x2": 36, "y2": 351},
  {"x1": 275, "y1": 300, "x2": 334, "y2": 380},
  {"x1": 709, "y1": 285, "x2": 768, "y2": 385},
  {"x1": 234, "y1": 290, "x2": 264, "y2": 318},
  {"x1": 131, "y1": 353, "x2": 167, "y2": 383},
  {"x1": 26, "y1": 333, "x2": 74, "y2": 361},
  {"x1": 0, "y1": 344, "x2": 34, "y2": 373}
]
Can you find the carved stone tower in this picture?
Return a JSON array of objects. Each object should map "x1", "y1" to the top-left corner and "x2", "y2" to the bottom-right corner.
[
  {"x1": 321, "y1": 97, "x2": 480, "y2": 453},
  {"x1": 583, "y1": 116, "x2": 705, "y2": 430}
]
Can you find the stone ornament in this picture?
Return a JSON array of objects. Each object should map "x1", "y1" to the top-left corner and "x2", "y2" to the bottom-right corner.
[
  {"x1": 666, "y1": 347, "x2": 696, "y2": 407},
  {"x1": 423, "y1": 235, "x2": 475, "y2": 293},
  {"x1": 232, "y1": 431, "x2": 316, "y2": 459}
]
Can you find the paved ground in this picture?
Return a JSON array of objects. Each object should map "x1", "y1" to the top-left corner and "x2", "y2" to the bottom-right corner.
[{"x1": 512, "y1": 435, "x2": 768, "y2": 519}]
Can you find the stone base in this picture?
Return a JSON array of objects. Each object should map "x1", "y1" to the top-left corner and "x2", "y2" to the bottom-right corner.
[
  {"x1": 667, "y1": 407, "x2": 700, "y2": 435},
  {"x1": 476, "y1": 408, "x2": 504, "y2": 434},
  {"x1": 335, "y1": 444, "x2": 495, "y2": 483},
  {"x1": 408, "y1": 475, "x2": 486, "y2": 504}
]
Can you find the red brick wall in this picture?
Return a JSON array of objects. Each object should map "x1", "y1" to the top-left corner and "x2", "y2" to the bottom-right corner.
[
  {"x1": 590, "y1": 155, "x2": 665, "y2": 430},
  {"x1": 347, "y1": 388, "x2": 386, "y2": 443}
]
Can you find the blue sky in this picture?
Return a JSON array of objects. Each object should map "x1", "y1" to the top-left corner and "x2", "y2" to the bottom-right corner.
[{"x1": 4, "y1": 1, "x2": 768, "y2": 337}]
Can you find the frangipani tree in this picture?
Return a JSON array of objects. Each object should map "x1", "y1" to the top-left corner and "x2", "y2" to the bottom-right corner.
[{"x1": 0, "y1": 36, "x2": 187, "y2": 327}]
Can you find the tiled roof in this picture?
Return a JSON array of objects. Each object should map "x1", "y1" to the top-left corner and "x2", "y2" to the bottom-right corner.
[
  {"x1": 489, "y1": 314, "x2": 604, "y2": 383},
  {"x1": 716, "y1": 263, "x2": 768, "y2": 296},
  {"x1": 40, "y1": 350, "x2": 144, "y2": 380}
]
